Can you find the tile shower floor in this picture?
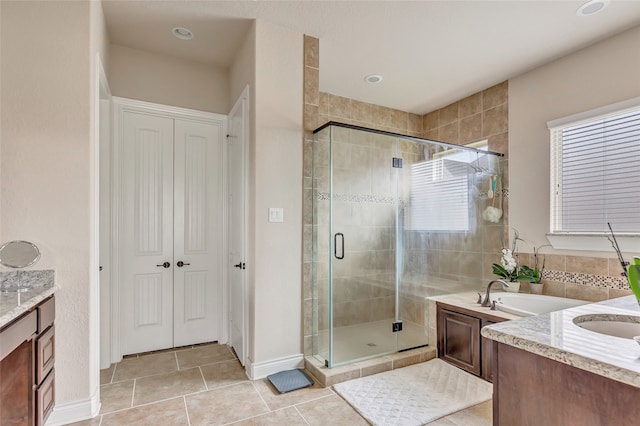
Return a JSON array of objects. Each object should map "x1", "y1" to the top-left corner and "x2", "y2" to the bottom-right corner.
[
  {"x1": 315, "y1": 319, "x2": 429, "y2": 365},
  {"x1": 69, "y1": 343, "x2": 492, "y2": 425}
]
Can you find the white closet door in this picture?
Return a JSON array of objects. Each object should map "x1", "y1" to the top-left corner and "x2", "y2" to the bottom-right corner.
[
  {"x1": 120, "y1": 112, "x2": 175, "y2": 355},
  {"x1": 173, "y1": 119, "x2": 222, "y2": 346}
]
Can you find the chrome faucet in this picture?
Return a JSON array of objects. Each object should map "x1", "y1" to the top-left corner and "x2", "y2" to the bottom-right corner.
[{"x1": 480, "y1": 279, "x2": 510, "y2": 307}]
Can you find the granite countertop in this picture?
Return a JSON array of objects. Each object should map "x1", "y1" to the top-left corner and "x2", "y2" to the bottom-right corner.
[
  {"x1": 0, "y1": 270, "x2": 57, "y2": 329},
  {"x1": 482, "y1": 295, "x2": 640, "y2": 388}
]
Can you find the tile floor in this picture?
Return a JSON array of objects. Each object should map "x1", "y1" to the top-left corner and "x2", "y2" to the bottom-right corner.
[{"x1": 69, "y1": 343, "x2": 492, "y2": 425}]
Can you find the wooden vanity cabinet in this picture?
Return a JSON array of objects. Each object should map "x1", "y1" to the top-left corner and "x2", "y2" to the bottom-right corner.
[
  {"x1": 0, "y1": 335, "x2": 35, "y2": 424},
  {"x1": 438, "y1": 308, "x2": 481, "y2": 376},
  {"x1": 437, "y1": 303, "x2": 504, "y2": 382},
  {"x1": 481, "y1": 319, "x2": 497, "y2": 382},
  {"x1": 493, "y1": 342, "x2": 640, "y2": 425},
  {"x1": 35, "y1": 296, "x2": 55, "y2": 425},
  {"x1": 0, "y1": 295, "x2": 55, "y2": 426}
]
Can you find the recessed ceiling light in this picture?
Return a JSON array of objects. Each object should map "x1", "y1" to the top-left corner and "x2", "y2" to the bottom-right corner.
[
  {"x1": 172, "y1": 27, "x2": 194, "y2": 40},
  {"x1": 576, "y1": 0, "x2": 609, "y2": 16},
  {"x1": 364, "y1": 74, "x2": 383, "y2": 84}
]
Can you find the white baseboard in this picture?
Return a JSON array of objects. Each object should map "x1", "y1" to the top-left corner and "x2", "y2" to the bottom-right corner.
[
  {"x1": 247, "y1": 353, "x2": 304, "y2": 380},
  {"x1": 46, "y1": 390, "x2": 100, "y2": 426}
]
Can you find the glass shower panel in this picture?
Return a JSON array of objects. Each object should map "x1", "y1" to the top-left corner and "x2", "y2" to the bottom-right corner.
[
  {"x1": 328, "y1": 127, "x2": 399, "y2": 366},
  {"x1": 311, "y1": 125, "x2": 331, "y2": 365},
  {"x1": 312, "y1": 122, "x2": 505, "y2": 368},
  {"x1": 395, "y1": 137, "x2": 431, "y2": 351},
  {"x1": 397, "y1": 141, "x2": 505, "y2": 351}
]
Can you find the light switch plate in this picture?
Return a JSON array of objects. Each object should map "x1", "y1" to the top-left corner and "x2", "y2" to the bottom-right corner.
[{"x1": 269, "y1": 208, "x2": 284, "y2": 223}]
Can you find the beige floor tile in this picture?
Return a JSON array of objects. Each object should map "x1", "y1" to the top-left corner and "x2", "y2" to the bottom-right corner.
[
  {"x1": 427, "y1": 417, "x2": 458, "y2": 425},
  {"x1": 101, "y1": 397, "x2": 188, "y2": 425},
  {"x1": 254, "y1": 374, "x2": 334, "y2": 411},
  {"x1": 200, "y1": 359, "x2": 249, "y2": 389},
  {"x1": 100, "y1": 364, "x2": 115, "y2": 385},
  {"x1": 65, "y1": 416, "x2": 102, "y2": 426},
  {"x1": 133, "y1": 367, "x2": 206, "y2": 406},
  {"x1": 100, "y1": 380, "x2": 134, "y2": 414},
  {"x1": 441, "y1": 401, "x2": 493, "y2": 426},
  {"x1": 185, "y1": 382, "x2": 269, "y2": 425},
  {"x1": 229, "y1": 406, "x2": 308, "y2": 425},
  {"x1": 296, "y1": 394, "x2": 369, "y2": 425},
  {"x1": 176, "y1": 343, "x2": 235, "y2": 369},
  {"x1": 112, "y1": 352, "x2": 178, "y2": 382}
]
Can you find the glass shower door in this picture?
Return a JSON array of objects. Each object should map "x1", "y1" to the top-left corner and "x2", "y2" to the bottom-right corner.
[
  {"x1": 327, "y1": 127, "x2": 400, "y2": 366},
  {"x1": 312, "y1": 122, "x2": 505, "y2": 368}
]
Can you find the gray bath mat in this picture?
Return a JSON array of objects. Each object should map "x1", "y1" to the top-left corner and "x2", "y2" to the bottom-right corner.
[
  {"x1": 334, "y1": 359, "x2": 492, "y2": 425},
  {"x1": 267, "y1": 369, "x2": 314, "y2": 393}
]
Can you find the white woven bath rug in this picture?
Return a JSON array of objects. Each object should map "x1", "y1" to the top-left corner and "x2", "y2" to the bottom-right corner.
[{"x1": 333, "y1": 358, "x2": 492, "y2": 426}]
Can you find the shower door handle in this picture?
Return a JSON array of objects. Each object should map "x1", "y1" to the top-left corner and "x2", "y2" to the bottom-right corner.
[{"x1": 334, "y1": 233, "x2": 344, "y2": 259}]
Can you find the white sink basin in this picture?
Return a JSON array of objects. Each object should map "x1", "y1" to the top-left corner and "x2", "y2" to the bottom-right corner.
[{"x1": 573, "y1": 314, "x2": 640, "y2": 339}]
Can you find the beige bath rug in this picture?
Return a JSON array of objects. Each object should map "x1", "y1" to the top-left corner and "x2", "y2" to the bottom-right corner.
[{"x1": 333, "y1": 358, "x2": 492, "y2": 425}]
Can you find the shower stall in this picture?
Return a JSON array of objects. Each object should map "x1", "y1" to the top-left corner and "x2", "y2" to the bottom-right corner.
[{"x1": 311, "y1": 122, "x2": 505, "y2": 367}]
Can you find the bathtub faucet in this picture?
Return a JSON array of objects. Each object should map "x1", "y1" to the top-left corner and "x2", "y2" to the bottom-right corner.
[{"x1": 480, "y1": 279, "x2": 510, "y2": 307}]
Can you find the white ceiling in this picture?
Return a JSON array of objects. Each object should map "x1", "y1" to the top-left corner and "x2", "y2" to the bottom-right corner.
[{"x1": 102, "y1": 0, "x2": 640, "y2": 114}]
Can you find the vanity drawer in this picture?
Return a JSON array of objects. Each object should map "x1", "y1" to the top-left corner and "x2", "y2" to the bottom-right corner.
[
  {"x1": 0, "y1": 310, "x2": 37, "y2": 361},
  {"x1": 37, "y1": 296, "x2": 55, "y2": 333},
  {"x1": 36, "y1": 368, "x2": 55, "y2": 426},
  {"x1": 36, "y1": 325, "x2": 55, "y2": 384}
]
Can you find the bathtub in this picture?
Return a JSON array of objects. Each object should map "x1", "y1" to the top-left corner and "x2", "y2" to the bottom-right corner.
[{"x1": 489, "y1": 292, "x2": 588, "y2": 316}]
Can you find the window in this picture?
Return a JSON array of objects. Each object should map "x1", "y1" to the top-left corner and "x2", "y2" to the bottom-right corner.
[
  {"x1": 548, "y1": 98, "x2": 640, "y2": 241},
  {"x1": 405, "y1": 159, "x2": 470, "y2": 231},
  {"x1": 405, "y1": 141, "x2": 489, "y2": 232}
]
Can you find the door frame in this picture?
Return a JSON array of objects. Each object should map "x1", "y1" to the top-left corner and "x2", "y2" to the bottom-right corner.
[
  {"x1": 225, "y1": 86, "x2": 250, "y2": 366},
  {"x1": 109, "y1": 97, "x2": 227, "y2": 363},
  {"x1": 96, "y1": 55, "x2": 112, "y2": 370}
]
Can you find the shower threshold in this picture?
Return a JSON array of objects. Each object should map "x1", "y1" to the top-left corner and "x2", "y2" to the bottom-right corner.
[{"x1": 304, "y1": 345, "x2": 436, "y2": 388}]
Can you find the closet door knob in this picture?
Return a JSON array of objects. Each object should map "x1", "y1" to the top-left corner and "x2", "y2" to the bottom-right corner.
[
  {"x1": 156, "y1": 262, "x2": 171, "y2": 268},
  {"x1": 177, "y1": 261, "x2": 190, "y2": 267}
]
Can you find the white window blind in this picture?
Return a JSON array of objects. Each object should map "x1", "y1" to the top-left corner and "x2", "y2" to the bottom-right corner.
[
  {"x1": 405, "y1": 159, "x2": 469, "y2": 231},
  {"x1": 549, "y1": 103, "x2": 640, "y2": 235}
]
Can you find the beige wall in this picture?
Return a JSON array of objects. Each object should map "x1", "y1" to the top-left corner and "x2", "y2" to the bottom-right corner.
[
  {"x1": 508, "y1": 24, "x2": 640, "y2": 301},
  {"x1": 510, "y1": 25, "x2": 640, "y2": 258},
  {"x1": 229, "y1": 23, "x2": 255, "y2": 110},
  {"x1": 251, "y1": 20, "x2": 303, "y2": 365},
  {"x1": 90, "y1": 0, "x2": 110, "y2": 409},
  {"x1": 1, "y1": 0, "x2": 106, "y2": 417},
  {"x1": 109, "y1": 44, "x2": 229, "y2": 114}
]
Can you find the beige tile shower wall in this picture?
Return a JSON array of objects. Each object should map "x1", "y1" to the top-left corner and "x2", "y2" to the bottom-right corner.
[
  {"x1": 318, "y1": 93, "x2": 423, "y2": 137},
  {"x1": 422, "y1": 81, "x2": 509, "y2": 237},
  {"x1": 303, "y1": 36, "x2": 319, "y2": 356},
  {"x1": 312, "y1": 99, "x2": 425, "y2": 334},
  {"x1": 417, "y1": 82, "x2": 510, "y2": 286},
  {"x1": 422, "y1": 82, "x2": 508, "y2": 153}
]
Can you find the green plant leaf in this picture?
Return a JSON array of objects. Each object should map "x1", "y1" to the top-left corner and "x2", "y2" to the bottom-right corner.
[
  {"x1": 628, "y1": 265, "x2": 640, "y2": 302},
  {"x1": 516, "y1": 265, "x2": 541, "y2": 283},
  {"x1": 492, "y1": 264, "x2": 509, "y2": 278}
]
